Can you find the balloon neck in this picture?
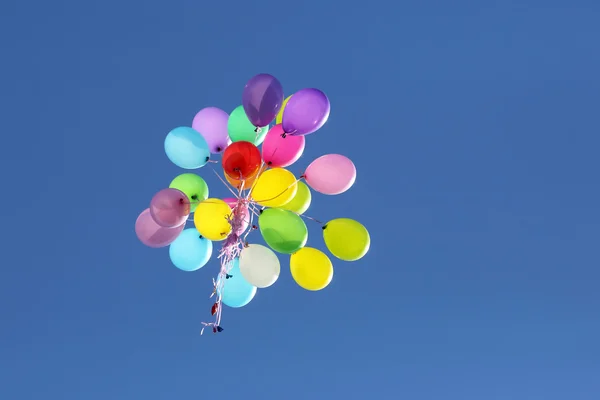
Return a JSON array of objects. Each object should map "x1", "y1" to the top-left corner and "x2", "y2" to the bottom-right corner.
[
  {"x1": 205, "y1": 156, "x2": 210, "y2": 162},
  {"x1": 216, "y1": 146, "x2": 222, "y2": 152},
  {"x1": 267, "y1": 161, "x2": 272, "y2": 166},
  {"x1": 199, "y1": 235, "x2": 203, "y2": 239},
  {"x1": 322, "y1": 225, "x2": 327, "y2": 230},
  {"x1": 281, "y1": 132, "x2": 287, "y2": 139},
  {"x1": 191, "y1": 194, "x2": 198, "y2": 200},
  {"x1": 300, "y1": 174, "x2": 306, "y2": 179},
  {"x1": 254, "y1": 127, "x2": 262, "y2": 133}
]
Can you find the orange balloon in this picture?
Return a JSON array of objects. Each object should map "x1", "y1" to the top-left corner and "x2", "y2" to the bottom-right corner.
[{"x1": 225, "y1": 164, "x2": 268, "y2": 190}]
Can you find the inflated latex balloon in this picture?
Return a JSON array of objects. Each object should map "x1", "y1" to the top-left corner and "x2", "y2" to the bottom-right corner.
[
  {"x1": 251, "y1": 168, "x2": 298, "y2": 207},
  {"x1": 242, "y1": 73, "x2": 284, "y2": 127},
  {"x1": 220, "y1": 258, "x2": 257, "y2": 308},
  {"x1": 164, "y1": 126, "x2": 210, "y2": 169},
  {"x1": 224, "y1": 164, "x2": 266, "y2": 191},
  {"x1": 323, "y1": 218, "x2": 370, "y2": 261},
  {"x1": 193, "y1": 198, "x2": 232, "y2": 241},
  {"x1": 223, "y1": 197, "x2": 250, "y2": 235},
  {"x1": 227, "y1": 106, "x2": 268, "y2": 145},
  {"x1": 169, "y1": 228, "x2": 213, "y2": 271},
  {"x1": 149, "y1": 188, "x2": 190, "y2": 228},
  {"x1": 279, "y1": 181, "x2": 311, "y2": 215},
  {"x1": 192, "y1": 107, "x2": 230, "y2": 154},
  {"x1": 135, "y1": 208, "x2": 184, "y2": 248},
  {"x1": 290, "y1": 247, "x2": 333, "y2": 291},
  {"x1": 221, "y1": 141, "x2": 262, "y2": 180},
  {"x1": 282, "y1": 88, "x2": 330, "y2": 136},
  {"x1": 275, "y1": 95, "x2": 292, "y2": 125},
  {"x1": 304, "y1": 154, "x2": 356, "y2": 195},
  {"x1": 258, "y1": 208, "x2": 307, "y2": 254},
  {"x1": 239, "y1": 244, "x2": 280, "y2": 288},
  {"x1": 262, "y1": 124, "x2": 305, "y2": 168},
  {"x1": 169, "y1": 173, "x2": 208, "y2": 212}
]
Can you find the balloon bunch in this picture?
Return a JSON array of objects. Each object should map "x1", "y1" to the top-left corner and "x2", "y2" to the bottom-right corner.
[{"x1": 135, "y1": 73, "x2": 370, "y2": 334}]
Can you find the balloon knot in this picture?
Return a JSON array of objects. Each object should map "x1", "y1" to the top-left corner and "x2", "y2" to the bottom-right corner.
[
  {"x1": 267, "y1": 161, "x2": 272, "y2": 166},
  {"x1": 226, "y1": 274, "x2": 233, "y2": 279},
  {"x1": 216, "y1": 146, "x2": 222, "y2": 152},
  {"x1": 205, "y1": 156, "x2": 210, "y2": 162},
  {"x1": 251, "y1": 225, "x2": 258, "y2": 230},
  {"x1": 259, "y1": 209, "x2": 263, "y2": 214},
  {"x1": 300, "y1": 174, "x2": 306, "y2": 179},
  {"x1": 199, "y1": 235, "x2": 203, "y2": 239},
  {"x1": 254, "y1": 127, "x2": 259, "y2": 133},
  {"x1": 322, "y1": 225, "x2": 327, "y2": 230},
  {"x1": 191, "y1": 194, "x2": 198, "y2": 200}
]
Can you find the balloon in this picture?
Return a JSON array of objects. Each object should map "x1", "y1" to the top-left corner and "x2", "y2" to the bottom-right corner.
[
  {"x1": 135, "y1": 208, "x2": 184, "y2": 248},
  {"x1": 164, "y1": 126, "x2": 210, "y2": 169},
  {"x1": 220, "y1": 258, "x2": 257, "y2": 308},
  {"x1": 242, "y1": 73, "x2": 284, "y2": 127},
  {"x1": 224, "y1": 164, "x2": 266, "y2": 190},
  {"x1": 193, "y1": 198, "x2": 232, "y2": 241},
  {"x1": 251, "y1": 168, "x2": 298, "y2": 207},
  {"x1": 192, "y1": 107, "x2": 230, "y2": 154},
  {"x1": 239, "y1": 244, "x2": 280, "y2": 288},
  {"x1": 304, "y1": 154, "x2": 356, "y2": 195},
  {"x1": 221, "y1": 141, "x2": 262, "y2": 180},
  {"x1": 290, "y1": 247, "x2": 333, "y2": 291},
  {"x1": 282, "y1": 88, "x2": 330, "y2": 136},
  {"x1": 258, "y1": 208, "x2": 307, "y2": 254},
  {"x1": 223, "y1": 197, "x2": 250, "y2": 235},
  {"x1": 323, "y1": 218, "x2": 370, "y2": 261},
  {"x1": 149, "y1": 188, "x2": 190, "y2": 228},
  {"x1": 262, "y1": 124, "x2": 305, "y2": 168},
  {"x1": 279, "y1": 181, "x2": 311, "y2": 215},
  {"x1": 227, "y1": 106, "x2": 268, "y2": 145},
  {"x1": 169, "y1": 173, "x2": 209, "y2": 213},
  {"x1": 275, "y1": 95, "x2": 292, "y2": 124},
  {"x1": 169, "y1": 228, "x2": 213, "y2": 271}
]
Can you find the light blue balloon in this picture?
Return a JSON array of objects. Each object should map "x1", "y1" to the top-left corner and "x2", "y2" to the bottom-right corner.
[
  {"x1": 219, "y1": 258, "x2": 257, "y2": 308},
  {"x1": 169, "y1": 228, "x2": 213, "y2": 272},
  {"x1": 164, "y1": 126, "x2": 210, "y2": 169}
]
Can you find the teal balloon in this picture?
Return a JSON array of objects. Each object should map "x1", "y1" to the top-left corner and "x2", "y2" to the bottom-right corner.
[
  {"x1": 164, "y1": 126, "x2": 210, "y2": 169},
  {"x1": 169, "y1": 229, "x2": 213, "y2": 271},
  {"x1": 219, "y1": 258, "x2": 256, "y2": 308}
]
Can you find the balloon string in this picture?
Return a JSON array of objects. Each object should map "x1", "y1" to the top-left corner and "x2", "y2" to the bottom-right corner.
[
  {"x1": 296, "y1": 213, "x2": 324, "y2": 225},
  {"x1": 209, "y1": 165, "x2": 241, "y2": 199}
]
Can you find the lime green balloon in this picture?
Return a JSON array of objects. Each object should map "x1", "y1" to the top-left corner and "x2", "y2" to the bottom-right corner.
[
  {"x1": 259, "y1": 208, "x2": 308, "y2": 254},
  {"x1": 279, "y1": 181, "x2": 311, "y2": 215},
  {"x1": 227, "y1": 105, "x2": 268, "y2": 145},
  {"x1": 169, "y1": 173, "x2": 209, "y2": 212},
  {"x1": 323, "y1": 218, "x2": 370, "y2": 261}
]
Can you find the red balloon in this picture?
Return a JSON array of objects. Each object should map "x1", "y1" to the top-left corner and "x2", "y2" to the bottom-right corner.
[{"x1": 221, "y1": 141, "x2": 262, "y2": 180}]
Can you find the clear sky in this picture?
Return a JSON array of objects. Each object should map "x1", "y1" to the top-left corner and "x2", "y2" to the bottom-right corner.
[{"x1": 1, "y1": 0, "x2": 600, "y2": 399}]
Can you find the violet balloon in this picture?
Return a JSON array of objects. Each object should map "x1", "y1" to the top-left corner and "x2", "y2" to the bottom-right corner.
[
  {"x1": 192, "y1": 107, "x2": 230, "y2": 154},
  {"x1": 262, "y1": 124, "x2": 305, "y2": 168},
  {"x1": 149, "y1": 188, "x2": 191, "y2": 228},
  {"x1": 242, "y1": 73, "x2": 284, "y2": 127},
  {"x1": 282, "y1": 88, "x2": 330, "y2": 136},
  {"x1": 303, "y1": 154, "x2": 356, "y2": 195},
  {"x1": 135, "y1": 208, "x2": 185, "y2": 248}
]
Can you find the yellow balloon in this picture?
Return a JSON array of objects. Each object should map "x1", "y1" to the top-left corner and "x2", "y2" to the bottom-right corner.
[
  {"x1": 323, "y1": 218, "x2": 370, "y2": 261},
  {"x1": 279, "y1": 181, "x2": 311, "y2": 215},
  {"x1": 275, "y1": 95, "x2": 292, "y2": 125},
  {"x1": 251, "y1": 168, "x2": 298, "y2": 207},
  {"x1": 290, "y1": 247, "x2": 333, "y2": 291},
  {"x1": 193, "y1": 198, "x2": 232, "y2": 241}
]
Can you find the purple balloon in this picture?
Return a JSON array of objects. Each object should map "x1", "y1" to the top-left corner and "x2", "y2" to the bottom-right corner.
[
  {"x1": 282, "y1": 88, "x2": 330, "y2": 136},
  {"x1": 242, "y1": 73, "x2": 284, "y2": 127},
  {"x1": 135, "y1": 208, "x2": 185, "y2": 248},
  {"x1": 192, "y1": 107, "x2": 230, "y2": 154},
  {"x1": 149, "y1": 188, "x2": 190, "y2": 228}
]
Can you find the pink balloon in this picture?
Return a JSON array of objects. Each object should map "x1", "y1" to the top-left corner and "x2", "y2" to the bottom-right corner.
[
  {"x1": 223, "y1": 197, "x2": 250, "y2": 234},
  {"x1": 303, "y1": 154, "x2": 356, "y2": 195},
  {"x1": 135, "y1": 208, "x2": 185, "y2": 248},
  {"x1": 149, "y1": 188, "x2": 190, "y2": 228},
  {"x1": 261, "y1": 124, "x2": 305, "y2": 168}
]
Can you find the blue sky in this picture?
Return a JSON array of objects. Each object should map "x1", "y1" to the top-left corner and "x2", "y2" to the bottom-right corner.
[{"x1": 1, "y1": 0, "x2": 600, "y2": 399}]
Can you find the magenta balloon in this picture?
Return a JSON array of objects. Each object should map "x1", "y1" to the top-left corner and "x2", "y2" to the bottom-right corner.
[
  {"x1": 261, "y1": 124, "x2": 305, "y2": 168},
  {"x1": 149, "y1": 188, "x2": 190, "y2": 228},
  {"x1": 135, "y1": 208, "x2": 185, "y2": 248},
  {"x1": 282, "y1": 88, "x2": 330, "y2": 136},
  {"x1": 223, "y1": 197, "x2": 249, "y2": 234},
  {"x1": 303, "y1": 154, "x2": 356, "y2": 195},
  {"x1": 242, "y1": 73, "x2": 284, "y2": 127},
  {"x1": 192, "y1": 107, "x2": 230, "y2": 154}
]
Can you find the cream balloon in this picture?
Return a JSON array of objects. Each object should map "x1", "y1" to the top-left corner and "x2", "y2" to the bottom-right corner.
[{"x1": 239, "y1": 244, "x2": 281, "y2": 288}]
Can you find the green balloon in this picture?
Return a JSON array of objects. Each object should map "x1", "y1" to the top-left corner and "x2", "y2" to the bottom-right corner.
[
  {"x1": 169, "y1": 174, "x2": 209, "y2": 212},
  {"x1": 259, "y1": 208, "x2": 308, "y2": 254},
  {"x1": 227, "y1": 105, "x2": 268, "y2": 145}
]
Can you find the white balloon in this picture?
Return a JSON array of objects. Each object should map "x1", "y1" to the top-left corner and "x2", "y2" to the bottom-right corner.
[{"x1": 239, "y1": 244, "x2": 280, "y2": 288}]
